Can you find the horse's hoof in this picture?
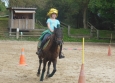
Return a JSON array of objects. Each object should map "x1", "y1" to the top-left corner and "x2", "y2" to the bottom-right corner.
[
  {"x1": 45, "y1": 75, "x2": 49, "y2": 79},
  {"x1": 37, "y1": 73, "x2": 40, "y2": 77},
  {"x1": 40, "y1": 79, "x2": 43, "y2": 81},
  {"x1": 59, "y1": 56, "x2": 65, "y2": 59},
  {"x1": 40, "y1": 80, "x2": 43, "y2": 82}
]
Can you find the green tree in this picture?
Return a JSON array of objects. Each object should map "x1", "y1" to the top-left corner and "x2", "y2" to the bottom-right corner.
[
  {"x1": 88, "y1": 0, "x2": 115, "y2": 30},
  {"x1": 0, "y1": 0, "x2": 6, "y2": 11},
  {"x1": 89, "y1": 0, "x2": 115, "y2": 22},
  {"x1": 9, "y1": 0, "x2": 47, "y2": 8}
]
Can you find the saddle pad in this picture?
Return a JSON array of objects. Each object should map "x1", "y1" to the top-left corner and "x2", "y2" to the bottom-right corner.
[
  {"x1": 37, "y1": 41, "x2": 41, "y2": 48},
  {"x1": 37, "y1": 40, "x2": 50, "y2": 49}
]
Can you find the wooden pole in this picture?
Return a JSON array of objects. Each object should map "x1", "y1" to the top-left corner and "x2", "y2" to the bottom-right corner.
[
  {"x1": 97, "y1": 30, "x2": 99, "y2": 39},
  {"x1": 82, "y1": 38, "x2": 84, "y2": 64},
  {"x1": 16, "y1": 28, "x2": 19, "y2": 39},
  {"x1": 90, "y1": 25, "x2": 93, "y2": 37},
  {"x1": 20, "y1": 32, "x2": 23, "y2": 40},
  {"x1": 33, "y1": 13, "x2": 35, "y2": 29},
  {"x1": 110, "y1": 33, "x2": 112, "y2": 45},
  {"x1": 78, "y1": 38, "x2": 86, "y2": 83},
  {"x1": 68, "y1": 25, "x2": 70, "y2": 36}
]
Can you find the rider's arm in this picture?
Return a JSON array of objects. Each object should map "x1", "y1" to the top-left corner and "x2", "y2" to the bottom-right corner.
[
  {"x1": 46, "y1": 18, "x2": 53, "y2": 32},
  {"x1": 47, "y1": 23, "x2": 53, "y2": 32}
]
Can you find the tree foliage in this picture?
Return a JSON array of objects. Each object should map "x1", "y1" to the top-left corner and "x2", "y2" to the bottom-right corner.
[
  {"x1": 9, "y1": 0, "x2": 115, "y2": 30},
  {"x1": 9, "y1": 0, "x2": 47, "y2": 8},
  {"x1": 89, "y1": 0, "x2": 115, "y2": 21},
  {"x1": 88, "y1": 0, "x2": 115, "y2": 30},
  {"x1": 0, "y1": 0, "x2": 6, "y2": 11}
]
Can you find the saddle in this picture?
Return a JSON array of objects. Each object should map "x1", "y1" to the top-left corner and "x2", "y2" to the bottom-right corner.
[{"x1": 37, "y1": 37, "x2": 51, "y2": 50}]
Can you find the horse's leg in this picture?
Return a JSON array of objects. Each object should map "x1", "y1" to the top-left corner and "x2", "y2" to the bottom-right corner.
[
  {"x1": 37, "y1": 57, "x2": 42, "y2": 77},
  {"x1": 40, "y1": 59, "x2": 47, "y2": 81},
  {"x1": 46, "y1": 61, "x2": 51, "y2": 78},
  {"x1": 48, "y1": 59, "x2": 57, "y2": 77}
]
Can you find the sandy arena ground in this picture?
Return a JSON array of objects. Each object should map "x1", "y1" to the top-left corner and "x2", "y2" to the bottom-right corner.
[{"x1": 0, "y1": 40, "x2": 115, "y2": 83}]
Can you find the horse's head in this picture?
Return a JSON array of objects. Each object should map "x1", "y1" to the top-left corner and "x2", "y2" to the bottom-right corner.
[{"x1": 53, "y1": 26, "x2": 63, "y2": 45}]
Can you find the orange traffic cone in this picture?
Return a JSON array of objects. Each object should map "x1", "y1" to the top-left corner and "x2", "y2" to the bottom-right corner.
[
  {"x1": 108, "y1": 45, "x2": 111, "y2": 56},
  {"x1": 19, "y1": 48, "x2": 27, "y2": 65},
  {"x1": 78, "y1": 64, "x2": 86, "y2": 83}
]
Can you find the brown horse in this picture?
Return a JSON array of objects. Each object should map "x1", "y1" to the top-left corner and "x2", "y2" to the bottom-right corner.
[{"x1": 36, "y1": 27, "x2": 63, "y2": 81}]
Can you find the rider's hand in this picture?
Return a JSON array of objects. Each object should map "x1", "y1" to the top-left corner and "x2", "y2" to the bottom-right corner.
[{"x1": 50, "y1": 29, "x2": 53, "y2": 32}]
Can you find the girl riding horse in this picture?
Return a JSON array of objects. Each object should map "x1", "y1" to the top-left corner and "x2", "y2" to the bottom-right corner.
[{"x1": 36, "y1": 8, "x2": 65, "y2": 59}]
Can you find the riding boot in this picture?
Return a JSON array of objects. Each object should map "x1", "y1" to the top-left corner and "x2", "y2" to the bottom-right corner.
[
  {"x1": 36, "y1": 40, "x2": 46, "y2": 55},
  {"x1": 59, "y1": 44, "x2": 65, "y2": 59},
  {"x1": 36, "y1": 45, "x2": 43, "y2": 55}
]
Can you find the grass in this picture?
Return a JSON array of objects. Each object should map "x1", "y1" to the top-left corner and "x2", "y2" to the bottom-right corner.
[
  {"x1": 62, "y1": 27, "x2": 114, "y2": 43},
  {"x1": 0, "y1": 18, "x2": 8, "y2": 28},
  {"x1": 70, "y1": 28, "x2": 90, "y2": 35},
  {"x1": 0, "y1": 17, "x2": 114, "y2": 43},
  {"x1": 99, "y1": 30, "x2": 115, "y2": 38},
  {"x1": 0, "y1": 17, "x2": 8, "y2": 20},
  {"x1": 35, "y1": 23, "x2": 45, "y2": 29}
]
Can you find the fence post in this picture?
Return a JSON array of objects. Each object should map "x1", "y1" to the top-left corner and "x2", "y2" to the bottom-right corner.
[
  {"x1": 97, "y1": 30, "x2": 99, "y2": 39},
  {"x1": 9, "y1": 27, "x2": 11, "y2": 36},
  {"x1": 68, "y1": 25, "x2": 70, "y2": 36},
  {"x1": 90, "y1": 25, "x2": 93, "y2": 37},
  {"x1": 16, "y1": 28, "x2": 19, "y2": 39},
  {"x1": 20, "y1": 32, "x2": 23, "y2": 40}
]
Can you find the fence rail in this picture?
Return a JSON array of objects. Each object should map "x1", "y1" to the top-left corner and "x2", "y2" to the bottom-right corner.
[
  {"x1": 87, "y1": 22, "x2": 99, "y2": 39},
  {"x1": 60, "y1": 22, "x2": 70, "y2": 36},
  {"x1": 61, "y1": 22, "x2": 91, "y2": 38},
  {"x1": 98, "y1": 30, "x2": 115, "y2": 39},
  {"x1": 9, "y1": 28, "x2": 44, "y2": 39}
]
